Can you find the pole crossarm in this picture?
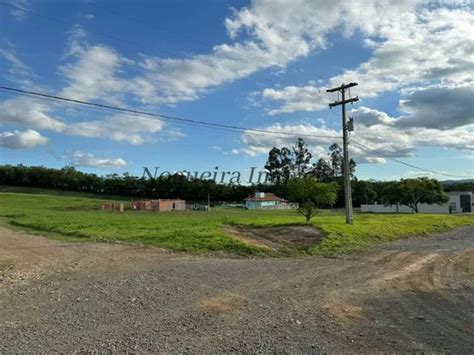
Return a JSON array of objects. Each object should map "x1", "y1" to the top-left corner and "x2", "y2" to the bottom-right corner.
[
  {"x1": 328, "y1": 96, "x2": 359, "y2": 108},
  {"x1": 326, "y1": 82, "x2": 358, "y2": 93}
]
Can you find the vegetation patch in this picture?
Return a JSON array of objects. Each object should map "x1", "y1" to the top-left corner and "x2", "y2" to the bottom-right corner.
[
  {"x1": 309, "y1": 214, "x2": 474, "y2": 257},
  {"x1": 0, "y1": 192, "x2": 472, "y2": 257}
]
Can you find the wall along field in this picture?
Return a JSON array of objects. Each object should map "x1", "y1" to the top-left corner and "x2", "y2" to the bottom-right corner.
[{"x1": 0, "y1": 191, "x2": 472, "y2": 256}]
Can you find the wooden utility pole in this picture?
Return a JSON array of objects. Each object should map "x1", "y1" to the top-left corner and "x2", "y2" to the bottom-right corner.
[{"x1": 327, "y1": 82, "x2": 359, "y2": 224}]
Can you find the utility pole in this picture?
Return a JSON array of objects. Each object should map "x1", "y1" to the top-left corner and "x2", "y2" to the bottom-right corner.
[{"x1": 327, "y1": 82, "x2": 359, "y2": 224}]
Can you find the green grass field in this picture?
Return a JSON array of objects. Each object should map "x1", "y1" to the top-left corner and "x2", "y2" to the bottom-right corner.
[{"x1": 0, "y1": 190, "x2": 472, "y2": 256}]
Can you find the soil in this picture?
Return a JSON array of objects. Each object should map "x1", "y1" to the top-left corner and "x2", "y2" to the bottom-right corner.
[
  {"x1": 227, "y1": 225, "x2": 323, "y2": 250},
  {"x1": 0, "y1": 225, "x2": 473, "y2": 353}
]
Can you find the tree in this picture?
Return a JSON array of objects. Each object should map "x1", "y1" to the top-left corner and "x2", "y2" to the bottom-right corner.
[
  {"x1": 382, "y1": 177, "x2": 448, "y2": 213},
  {"x1": 328, "y1": 143, "x2": 356, "y2": 178},
  {"x1": 264, "y1": 147, "x2": 293, "y2": 184},
  {"x1": 280, "y1": 147, "x2": 293, "y2": 182},
  {"x1": 264, "y1": 147, "x2": 282, "y2": 184},
  {"x1": 328, "y1": 143, "x2": 343, "y2": 177},
  {"x1": 312, "y1": 158, "x2": 334, "y2": 182},
  {"x1": 287, "y1": 177, "x2": 337, "y2": 222},
  {"x1": 352, "y1": 180, "x2": 377, "y2": 206},
  {"x1": 292, "y1": 138, "x2": 312, "y2": 178}
]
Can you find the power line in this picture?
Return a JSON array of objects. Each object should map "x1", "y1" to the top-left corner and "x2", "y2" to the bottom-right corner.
[
  {"x1": 0, "y1": 86, "x2": 342, "y2": 140},
  {"x1": 0, "y1": 90, "x2": 302, "y2": 139},
  {"x1": 0, "y1": 86, "x2": 468, "y2": 179},
  {"x1": 350, "y1": 140, "x2": 470, "y2": 179}
]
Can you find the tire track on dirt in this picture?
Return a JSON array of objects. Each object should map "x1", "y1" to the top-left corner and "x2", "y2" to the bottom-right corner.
[{"x1": 0, "y1": 225, "x2": 473, "y2": 353}]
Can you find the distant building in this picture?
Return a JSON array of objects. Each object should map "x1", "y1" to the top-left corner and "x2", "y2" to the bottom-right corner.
[
  {"x1": 360, "y1": 191, "x2": 473, "y2": 214},
  {"x1": 100, "y1": 203, "x2": 116, "y2": 211},
  {"x1": 244, "y1": 192, "x2": 297, "y2": 210},
  {"x1": 132, "y1": 199, "x2": 185, "y2": 212},
  {"x1": 360, "y1": 203, "x2": 449, "y2": 214},
  {"x1": 446, "y1": 191, "x2": 473, "y2": 213}
]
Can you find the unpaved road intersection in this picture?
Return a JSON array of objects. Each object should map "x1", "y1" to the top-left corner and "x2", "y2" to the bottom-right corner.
[{"x1": 1, "y1": 226, "x2": 473, "y2": 353}]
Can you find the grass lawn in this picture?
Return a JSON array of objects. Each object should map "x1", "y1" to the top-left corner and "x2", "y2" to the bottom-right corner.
[{"x1": 0, "y1": 191, "x2": 472, "y2": 256}]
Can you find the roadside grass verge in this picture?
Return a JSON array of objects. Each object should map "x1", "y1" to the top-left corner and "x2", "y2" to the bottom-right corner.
[
  {"x1": 0, "y1": 192, "x2": 472, "y2": 256},
  {"x1": 309, "y1": 213, "x2": 474, "y2": 257}
]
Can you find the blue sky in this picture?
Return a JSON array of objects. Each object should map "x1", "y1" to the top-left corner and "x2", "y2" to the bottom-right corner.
[{"x1": 0, "y1": 0, "x2": 473, "y2": 181}]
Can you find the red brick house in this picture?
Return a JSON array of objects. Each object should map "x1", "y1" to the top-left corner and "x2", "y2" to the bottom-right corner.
[{"x1": 132, "y1": 199, "x2": 185, "y2": 212}]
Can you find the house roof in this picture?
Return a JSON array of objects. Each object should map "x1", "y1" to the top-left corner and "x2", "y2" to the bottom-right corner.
[{"x1": 244, "y1": 192, "x2": 285, "y2": 202}]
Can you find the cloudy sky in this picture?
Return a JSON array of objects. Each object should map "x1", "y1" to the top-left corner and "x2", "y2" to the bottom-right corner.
[{"x1": 0, "y1": 0, "x2": 473, "y2": 180}]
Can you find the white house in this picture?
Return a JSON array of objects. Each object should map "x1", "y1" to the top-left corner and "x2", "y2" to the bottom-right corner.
[{"x1": 244, "y1": 192, "x2": 296, "y2": 210}]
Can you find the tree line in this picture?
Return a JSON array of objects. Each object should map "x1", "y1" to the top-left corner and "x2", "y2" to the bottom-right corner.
[
  {"x1": 0, "y1": 165, "x2": 270, "y2": 203},
  {"x1": 262, "y1": 138, "x2": 451, "y2": 220},
  {"x1": 0, "y1": 138, "x2": 461, "y2": 211}
]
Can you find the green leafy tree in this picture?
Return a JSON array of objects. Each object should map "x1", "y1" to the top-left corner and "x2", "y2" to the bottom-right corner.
[
  {"x1": 280, "y1": 147, "x2": 293, "y2": 182},
  {"x1": 292, "y1": 138, "x2": 312, "y2": 178},
  {"x1": 312, "y1": 158, "x2": 334, "y2": 182},
  {"x1": 264, "y1": 147, "x2": 283, "y2": 183},
  {"x1": 264, "y1": 147, "x2": 293, "y2": 183},
  {"x1": 328, "y1": 143, "x2": 356, "y2": 178},
  {"x1": 353, "y1": 180, "x2": 377, "y2": 206},
  {"x1": 382, "y1": 177, "x2": 448, "y2": 213},
  {"x1": 328, "y1": 143, "x2": 343, "y2": 177},
  {"x1": 287, "y1": 177, "x2": 337, "y2": 222}
]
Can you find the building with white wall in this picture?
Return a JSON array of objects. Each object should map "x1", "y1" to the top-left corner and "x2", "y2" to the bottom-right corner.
[
  {"x1": 446, "y1": 191, "x2": 473, "y2": 213},
  {"x1": 360, "y1": 191, "x2": 473, "y2": 214},
  {"x1": 244, "y1": 192, "x2": 297, "y2": 210}
]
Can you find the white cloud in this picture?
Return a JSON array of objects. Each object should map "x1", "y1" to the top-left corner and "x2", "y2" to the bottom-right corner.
[
  {"x1": 0, "y1": 97, "x2": 176, "y2": 145},
  {"x1": 0, "y1": 99, "x2": 66, "y2": 131},
  {"x1": 0, "y1": 45, "x2": 41, "y2": 89},
  {"x1": 53, "y1": 1, "x2": 425, "y2": 106},
  {"x1": 60, "y1": 41, "x2": 133, "y2": 105},
  {"x1": 135, "y1": 0, "x2": 422, "y2": 105},
  {"x1": 65, "y1": 114, "x2": 164, "y2": 144},
  {"x1": 69, "y1": 151, "x2": 127, "y2": 168},
  {"x1": 238, "y1": 106, "x2": 474, "y2": 163},
  {"x1": 5, "y1": 0, "x2": 28, "y2": 21},
  {"x1": 351, "y1": 106, "x2": 394, "y2": 127},
  {"x1": 255, "y1": 4, "x2": 474, "y2": 115},
  {"x1": 0, "y1": 129, "x2": 48, "y2": 149},
  {"x1": 241, "y1": 123, "x2": 341, "y2": 157},
  {"x1": 262, "y1": 86, "x2": 329, "y2": 115},
  {"x1": 350, "y1": 107, "x2": 474, "y2": 158},
  {"x1": 397, "y1": 84, "x2": 474, "y2": 129},
  {"x1": 0, "y1": 47, "x2": 32, "y2": 77}
]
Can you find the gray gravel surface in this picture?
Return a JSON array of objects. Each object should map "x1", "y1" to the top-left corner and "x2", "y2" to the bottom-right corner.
[{"x1": 1, "y1": 226, "x2": 473, "y2": 353}]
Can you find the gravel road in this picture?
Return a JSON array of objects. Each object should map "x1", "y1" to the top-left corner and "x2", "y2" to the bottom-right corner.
[{"x1": 1, "y1": 226, "x2": 473, "y2": 353}]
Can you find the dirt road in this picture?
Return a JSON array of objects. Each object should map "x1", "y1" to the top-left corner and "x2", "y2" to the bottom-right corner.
[{"x1": 1, "y1": 226, "x2": 473, "y2": 353}]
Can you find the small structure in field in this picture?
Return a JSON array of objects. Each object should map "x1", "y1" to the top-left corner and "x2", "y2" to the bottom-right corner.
[
  {"x1": 101, "y1": 203, "x2": 116, "y2": 211},
  {"x1": 100, "y1": 202, "x2": 125, "y2": 212},
  {"x1": 244, "y1": 192, "x2": 297, "y2": 210},
  {"x1": 187, "y1": 203, "x2": 210, "y2": 211},
  {"x1": 132, "y1": 199, "x2": 185, "y2": 212}
]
